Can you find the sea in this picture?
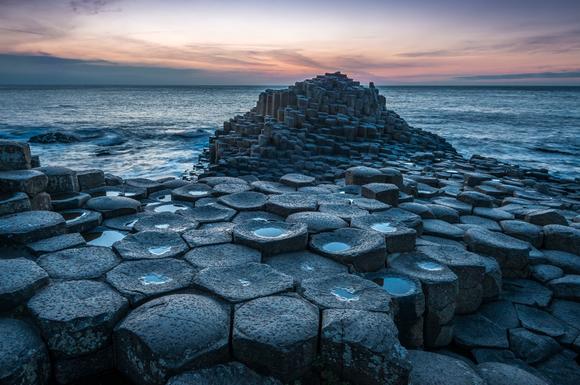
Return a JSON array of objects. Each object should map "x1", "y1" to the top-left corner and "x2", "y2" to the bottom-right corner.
[{"x1": 0, "y1": 85, "x2": 578, "y2": 180}]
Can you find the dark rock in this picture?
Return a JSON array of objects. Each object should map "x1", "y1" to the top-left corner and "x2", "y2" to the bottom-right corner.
[
  {"x1": 182, "y1": 227, "x2": 232, "y2": 247},
  {"x1": 531, "y1": 264, "x2": 564, "y2": 282},
  {"x1": 0, "y1": 139, "x2": 32, "y2": 170},
  {"x1": 27, "y1": 280, "x2": 128, "y2": 358},
  {"x1": 547, "y1": 274, "x2": 580, "y2": 300},
  {"x1": 36, "y1": 166, "x2": 79, "y2": 193},
  {"x1": 113, "y1": 230, "x2": 189, "y2": 260},
  {"x1": 218, "y1": 191, "x2": 268, "y2": 211},
  {"x1": 500, "y1": 220, "x2": 543, "y2": 248},
  {"x1": 133, "y1": 212, "x2": 198, "y2": 233},
  {"x1": 543, "y1": 225, "x2": 580, "y2": 254},
  {"x1": 85, "y1": 196, "x2": 141, "y2": 219},
  {"x1": 509, "y1": 328, "x2": 561, "y2": 364},
  {"x1": 0, "y1": 258, "x2": 48, "y2": 311},
  {"x1": 361, "y1": 183, "x2": 399, "y2": 206},
  {"x1": 251, "y1": 181, "x2": 295, "y2": 194},
  {"x1": 320, "y1": 309, "x2": 411, "y2": 385},
  {"x1": 51, "y1": 192, "x2": 91, "y2": 211},
  {"x1": 125, "y1": 178, "x2": 163, "y2": 195},
  {"x1": 188, "y1": 204, "x2": 236, "y2": 223},
  {"x1": 408, "y1": 350, "x2": 485, "y2": 385},
  {"x1": 0, "y1": 192, "x2": 31, "y2": 216},
  {"x1": 345, "y1": 166, "x2": 385, "y2": 185},
  {"x1": 76, "y1": 169, "x2": 105, "y2": 191},
  {"x1": 233, "y1": 295, "x2": 319, "y2": 382},
  {"x1": 184, "y1": 243, "x2": 261, "y2": 270},
  {"x1": 166, "y1": 362, "x2": 282, "y2": 385},
  {"x1": 454, "y1": 314, "x2": 508, "y2": 348},
  {"x1": 37, "y1": 246, "x2": 118, "y2": 280},
  {"x1": 53, "y1": 346, "x2": 113, "y2": 385},
  {"x1": 279, "y1": 173, "x2": 315, "y2": 187},
  {"x1": 233, "y1": 210, "x2": 284, "y2": 224},
  {"x1": 114, "y1": 294, "x2": 230, "y2": 385},
  {"x1": 29, "y1": 132, "x2": 79, "y2": 144},
  {"x1": 502, "y1": 279, "x2": 553, "y2": 307},
  {"x1": 264, "y1": 250, "x2": 348, "y2": 285},
  {"x1": 0, "y1": 210, "x2": 65, "y2": 244},
  {"x1": 536, "y1": 350, "x2": 580, "y2": 385},
  {"x1": 265, "y1": 193, "x2": 318, "y2": 217},
  {"x1": 457, "y1": 191, "x2": 494, "y2": 207},
  {"x1": 525, "y1": 209, "x2": 568, "y2": 226},
  {"x1": 423, "y1": 219, "x2": 464, "y2": 240},
  {"x1": 233, "y1": 220, "x2": 308, "y2": 257},
  {"x1": 83, "y1": 227, "x2": 127, "y2": 247},
  {"x1": 478, "y1": 300, "x2": 520, "y2": 329},
  {"x1": 426, "y1": 204, "x2": 460, "y2": 223},
  {"x1": 318, "y1": 203, "x2": 369, "y2": 222},
  {"x1": 0, "y1": 170, "x2": 47, "y2": 195},
  {"x1": 515, "y1": 304, "x2": 567, "y2": 337},
  {"x1": 286, "y1": 211, "x2": 347, "y2": 233},
  {"x1": 476, "y1": 362, "x2": 549, "y2": 385},
  {"x1": 542, "y1": 250, "x2": 580, "y2": 274},
  {"x1": 61, "y1": 209, "x2": 102, "y2": 233},
  {"x1": 27, "y1": 232, "x2": 86, "y2": 254}
]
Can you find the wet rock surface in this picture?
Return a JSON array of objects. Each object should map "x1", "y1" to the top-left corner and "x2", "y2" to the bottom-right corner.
[{"x1": 1, "y1": 74, "x2": 579, "y2": 385}]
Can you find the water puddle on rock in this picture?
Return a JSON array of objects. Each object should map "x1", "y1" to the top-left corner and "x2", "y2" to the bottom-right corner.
[
  {"x1": 139, "y1": 272, "x2": 172, "y2": 285},
  {"x1": 63, "y1": 211, "x2": 88, "y2": 223},
  {"x1": 188, "y1": 190, "x2": 209, "y2": 196},
  {"x1": 106, "y1": 191, "x2": 137, "y2": 197},
  {"x1": 331, "y1": 287, "x2": 360, "y2": 302},
  {"x1": 370, "y1": 222, "x2": 397, "y2": 233},
  {"x1": 84, "y1": 230, "x2": 125, "y2": 247},
  {"x1": 322, "y1": 242, "x2": 351, "y2": 252},
  {"x1": 148, "y1": 246, "x2": 172, "y2": 256},
  {"x1": 153, "y1": 204, "x2": 187, "y2": 214},
  {"x1": 157, "y1": 194, "x2": 172, "y2": 202},
  {"x1": 417, "y1": 261, "x2": 444, "y2": 271},
  {"x1": 154, "y1": 224, "x2": 170, "y2": 230},
  {"x1": 125, "y1": 219, "x2": 139, "y2": 228},
  {"x1": 253, "y1": 227, "x2": 286, "y2": 238},
  {"x1": 375, "y1": 277, "x2": 415, "y2": 296},
  {"x1": 238, "y1": 279, "x2": 251, "y2": 287}
]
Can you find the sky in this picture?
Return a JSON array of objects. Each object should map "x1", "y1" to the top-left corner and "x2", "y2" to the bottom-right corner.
[{"x1": 0, "y1": 0, "x2": 579, "y2": 85}]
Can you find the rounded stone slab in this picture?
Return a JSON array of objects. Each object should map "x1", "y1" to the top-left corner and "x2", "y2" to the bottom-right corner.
[
  {"x1": 189, "y1": 204, "x2": 236, "y2": 223},
  {"x1": 27, "y1": 233, "x2": 86, "y2": 255},
  {"x1": 265, "y1": 193, "x2": 318, "y2": 217},
  {"x1": 233, "y1": 221, "x2": 308, "y2": 257},
  {"x1": 193, "y1": 262, "x2": 293, "y2": 303},
  {"x1": 453, "y1": 314, "x2": 509, "y2": 349},
  {"x1": 279, "y1": 173, "x2": 315, "y2": 188},
  {"x1": 318, "y1": 203, "x2": 369, "y2": 222},
  {"x1": 309, "y1": 228, "x2": 386, "y2": 272},
  {"x1": 351, "y1": 197, "x2": 391, "y2": 213},
  {"x1": 113, "y1": 230, "x2": 189, "y2": 260},
  {"x1": 105, "y1": 258, "x2": 195, "y2": 306},
  {"x1": 51, "y1": 192, "x2": 91, "y2": 211},
  {"x1": 218, "y1": 191, "x2": 268, "y2": 211},
  {"x1": 0, "y1": 169, "x2": 47, "y2": 195},
  {"x1": 166, "y1": 362, "x2": 282, "y2": 385},
  {"x1": 114, "y1": 294, "x2": 230, "y2": 385},
  {"x1": 0, "y1": 318, "x2": 50, "y2": 385},
  {"x1": 299, "y1": 273, "x2": 393, "y2": 313},
  {"x1": 502, "y1": 279, "x2": 553, "y2": 307},
  {"x1": 286, "y1": 211, "x2": 348, "y2": 233},
  {"x1": 457, "y1": 191, "x2": 494, "y2": 208},
  {"x1": 37, "y1": 246, "x2": 119, "y2": 280},
  {"x1": 27, "y1": 280, "x2": 128, "y2": 358},
  {"x1": 133, "y1": 212, "x2": 198, "y2": 233},
  {"x1": 213, "y1": 182, "x2": 252, "y2": 196},
  {"x1": 233, "y1": 295, "x2": 319, "y2": 382},
  {"x1": 184, "y1": 243, "x2": 261, "y2": 270},
  {"x1": 144, "y1": 201, "x2": 195, "y2": 215},
  {"x1": 0, "y1": 258, "x2": 48, "y2": 311},
  {"x1": 476, "y1": 362, "x2": 549, "y2": 385},
  {"x1": 459, "y1": 215, "x2": 502, "y2": 232},
  {"x1": 543, "y1": 224, "x2": 580, "y2": 255},
  {"x1": 171, "y1": 183, "x2": 213, "y2": 202},
  {"x1": 233, "y1": 210, "x2": 284, "y2": 224},
  {"x1": 542, "y1": 250, "x2": 580, "y2": 275},
  {"x1": 199, "y1": 176, "x2": 248, "y2": 187},
  {"x1": 85, "y1": 196, "x2": 141, "y2": 219},
  {"x1": 345, "y1": 166, "x2": 385, "y2": 185},
  {"x1": 264, "y1": 251, "x2": 348, "y2": 285},
  {"x1": 408, "y1": 350, "x2": 485, "y2": 385},
  {"x1": 251, "y1": 181, "x2": 295, "y2": 194},
  {"x1": 423, "y1": 219, "x2": 465, "y2": 240},
  {"x1": 0, "y1": 210, "x2": 66, "y2": 244},
  {"x1": 320, "y1": 309, "x2": 411, "y2": 385},
  {"x1": 499, "y1": 220, "x2": 543, "y2": 248},
  {"x1": 88, "y1": 185, "x2": 147, "y2": 200}
]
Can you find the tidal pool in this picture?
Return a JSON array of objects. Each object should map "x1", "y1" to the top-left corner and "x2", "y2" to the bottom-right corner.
[
  {"x1": 253, "y1": 227, "x2": 286, "y2": 238},
  {"x1": 370, "y1": 222, "x2": 398, "y2": 233},
  {"x1": 322, "y1": 242, "x2": 351, "y2": 252},
  {"x1": 417, "y1": 261, "x2": 444, "y2": 271},
  {"x1": 84, "y1": 230, "x2": 126, "y2": 247},
  {"x1": 148, "y1": 246, "x2": 172, "y2": 256},
  {"x1": 139, "y1": 272, "x2": 172, "y2": 285},
  {"x1": 331, "y1": 287, "x2": 360, "y2": 302}
]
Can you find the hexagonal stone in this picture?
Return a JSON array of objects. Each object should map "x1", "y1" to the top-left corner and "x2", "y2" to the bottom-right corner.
[
  {"x1": 309, "y1": 228, "x2": 386, "y2": 272},
  {"x1": 476, "y1": 362, "x2": 549, "y2": 385},
  {"x1": 27, "y1": 233, "x2": 86, "y2": 255},
  {"x1": 453, "y1": 314, "x2": 508, "y2": 348},
  {"x1": 61, "y1": 209, "x2": 102, "y2": 233},
  {"x1": 264, "y1": 251, "x2": 348, "y2": 285},
  {"x1": 299, "y1": 273, "x2": 393, "y2": 313},
  {"x1": 125, "y1": 178, "x2": 163, "y2": 195},
  {"x1": 218, "y1": 191, "x2": 268, "y2": 211},
  {"x1": 509, "y1": 328, "x2": 561, "y2": 364},
  {"x1": 188, "y1": 204, "x2": 236, "y2": 223},
  {"x1": 0, "y1": 318, "x2": 50, "y2": 385},
  {"x1": 51, "y1": 192, "x2": 91, "y2": 211},
  {"x1": 102, "y1": 212, "x2": 149, "y2": 231},
  {"x1": 76, "y1": 169, "x2": 105, "y2": 191},
  {"x1": 433, "y1": 197, "x2": 472, "y2": 215},
  {"x1": 36, "y1": 166, "x2": 79, "y2": 193},
  {"x1": 547, "y1": 274, "x2": 580, "y2": 300},
  {"x1": 233, "y1": 295, "x2": 319, "y2": 382},
  {"x1": 194, "y1": 263, "x2": 293, "y2": 303},
  {"x1": 133, "y1": 212, "x2": 198, "y2": 233},
  {"x1": 171, "y1": 183, "x2": 213, "y2": 202},
  {"x1": 459, "y1": 215, "x2": 502, "y2": 231},
  {"x1": 213, "y1": 182, "x2": 252, "y2": 195},
  {"x1": 251, "y1": 181, "x2": 295, "y2": 194},
  {"x1": 499, "y1": 220, "x2": 543, "y2": 248},
  {"x1": 464, "y1": 227, "x2": 530, "y2": 278},
  {"x1": 543, "y1": 225, "x2": 580, "y2": 255},
  {"x1": 200, "y1": 176, "x2": 248, "y2": 186},
  {"x1": 279, "y1": 173, "x2": 315, "y2": 188},
  {"x1": 473, "y1": 207, "x2": 514, "y2": 221},
  {"x1": 37, "y1": 246, "x2": 119, "y2": 280},
  {"x1": 83, "y1": 227, "x2": 127, "y2": 247},
  {"x1": 320, "y1": 309, "x2": 411, "y2": 385},
  {"x1": 166, "y1": 362, "x2": 282, "y2": 385},
  {"x1": 114, "y1": 294, "x2": 230, "y2": 385},
  {"x1": 0, "y1": 139, "x2": 32, "y2": 170},
  {"x1": 0, "y1": 192, "x2": 30, "y2": 216},
  {"x1": 285, "y1": 211, "x2": 347, "y2": 233},
  {"x1": 265, "y1": 193, "x2": 317, "y2": 217},
  {"x1": 515, "y1": 304, "x2": 567, "y2": 337},
  {"x1": 233, "y1": 210, "x2": 284, "y2": 224},
  {"x1": 423, "y1": 219, "x2": 464, "y2": 240},
  {"x1": 0, "y1": 210, "x2": 66, "y2": 244},
  {"x1": 351, "y1": 213, "x2": 417, "y2": 253},
  {"x1": 184, "y1": 243, "x2": 261, "y2": 270},
  {"x1": 478, "y1": 300, "x2": 520, "y2": 329},
  {"x1": 352, "y1": 197, "x2": 391, "y2": 212},
  {"x1": 345, "y1": 166, "x2": 385, "y2": 185},
  {"x1": 399, "y1": 202, "x2": 435, "y2": 219},
  {"x1": 113, "y1": 230, "x2": 189, "y2": 260},
  {"x1": 502, "y1": 279, "x2": 553, "y2": 307},
  {"x1": 0, "y1": 258, "x2": 48, "y2": 311},
  {"x1": 27, "y1": 280, "x2": 128, "y2": 358},
  {"x1": 525, "y1": 209, "x2": 568, "y2": 226},
  {"x1": 457, "y1": 191, "x2": 494, "y2": 207},
  {"x1": 542, "y1": 250, "x2": 580, "y2": 274},
  {"x1": 144, "y1": 201, "x2": 195, "y2": 216},
  {"x1": 106, "y1": 258, "x2": 195, "y2": 306},
  {"x1": 361, "y1": 183, "x2": 399, "y2": 206},
  {"x1": 182, "y1": 226, "x2": 232, "y2": 247},
  {"x1": 373, "y1": 208, "x2": 423, "y2": 234},
  {"x1": 233, "y1": 221, "x2": 308, "y2": 257},
  {"x1": 85, "y1": 196, "x2": 141, "y2": 219},
  {"x1": 318, "y1": 203, "x2": 369, "y2": 222},
  {"x1": 531, "y1": 264, "x2": 563, "y2": 282},
  {"x1": 408, "y1": 350, "x2": 485, "y2": 385},
  {"x1": 0, "y1": 170, "x2": 47, "y2": 195}
]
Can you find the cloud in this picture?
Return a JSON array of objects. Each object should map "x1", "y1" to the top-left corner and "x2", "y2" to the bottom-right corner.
[
  {"x1": 455, "y1": 70, "x2": 580, "y2": 80},
  {"x1": 69, "y1": 0, "x2": 121, "y2": 15}
]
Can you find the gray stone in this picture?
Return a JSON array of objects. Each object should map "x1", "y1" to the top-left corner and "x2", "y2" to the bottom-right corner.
[
  {"x1": 318, "y1": 203, "x2": 369, "y2": 222},
  {"x1": 76, "y1": 169, "x2": 105, "y2": 191},
  {"x1": 166, "y1": 362, "x2": 282, "y2": 385},
  {"x1": 500, "y1": 220, "x2": 543, "y2": 248},
  {"x1": 51, "y1": 192, "x2": 91, "y2": 211},
  {"x1": 188, "y1": 204, "x2": 236, "y2": 223},
  {"x1": 125, "y1": 178, "x2": 163, "y2": 194},
  {"x1": 0, "y1": 192, "x2": 30, "y2": 216},
  {"x1": 515, "y1": 304, "x2": 567, "y2": 337},
  {"x1": 61, "y1": 209, "x2": 102, "y2": 233},
  {"x1": 550, "y1": 300, "x2": 580, "y2": 332},
  {"x1": 233, "y1": 210, "x2": 284, "y2": 224},
  {"x1": 473, "y1": 207, "x2": 514, "y2": 221},
  {"x1": 0, "y1": 140, "x2": 32, "y2": 170},
  {"x1": 0, "y1": 170, "x2": 47, "y2": 195},
  {"x1": 476, "y1": 362, "x2": 549, "y2": 385},
  {"x1": 113, "y1": 230, "x2": 189, "y2": 260},
  {"x1": 547, "y1": 274, "x2": 580, "y2": 300},
  {"x1": 426, "y1": 204, "x2": 460, "y2": 223},
  {"x1": 85, "y1": 196, "x2": 141, "y2": 219},
  {"x1": 457, "y1": 191, "x2": 494, "y2": 207},
  {"x1": 286, "y1": 211, "x2": 348, "y2": 233},
  {"x1": 423, "y1": 219, "x2": 464, "y2": 240},
  {"x1": 83, "y1": 227, "x2": 127, "y2": 247},
  {"x1": 502, "y1": 279, "x2": 553, "y2": 307},
  {"x1": 542, "y1": 250, "x2": 580, "y2": 275},
  {"x1": 531, "y1": 264, "x2": 564, "y2": 282},
  {"x1": 133, "y1": 212, "x2": 198, "y2": 233},
  {"x1": 36, "y1": 166, "x2": 79, "y2": 193},
  {"x1": 114, "y1": 294, "x2": 230, "y2": 385},
  {"x1": 320, "y1": 309, "x2": 411, "y2": 385},
  {"x1": 265, "y1": 193, "x2": 318, "y2": 216},
  {"x1": 0, "y1": 318, "x2": 50, "y2": 385},
  {"x1": 218, "y1": 191, "x2": 268, "y2": 211},
  {"x1": 0, "y1": 258, "x2": 48, "y2": 311},
  {"x1": 509, "y1": 328, "x2": 561, "y2": 364},
  {"x1": 251, "y1": 181, "x2": 295, "y2": 194},
  {"x1": 543, "y1": 225, "x2": 580, "y2": 255},
  {"x1": 233, "y1": 220, "x2": 308, "y2": 257},
  {"x1": 264, "y1": 250, "x2": 348, "y2": 285},
  {"x1": 184, "y1": 243, "x2": 261, "y2": 270},
  {"x1": 37, "y1": 246, "x2": 119, "y2": 280},
  {"x1": 525, "y1": 209, "x2": 568, "y2": 226},
  {"x1": 408, "y1": 350, "x2": 485, "y2": 385},
  {"x1": 454, "y1": 314, "x2": 508, "y2": 348},
  {"x1": 213, "y1": 182, "x2": 252, "y2": 195},
  {"x1": 194, "y1": 262, "x2": 293, "y2": 303},
  {"x1": 478, "y1": 300, "x2": 520, "y2": 329},
  {"x1": 345, "y1": 166, "x2": 385, "y2": 185},
  {"x1": 0, "y1": 210, "x2": 65, "y2": 244},
  {"x1": 233, "y1": 295, "x2": 319, "y2": 382},
  {"x1": 27, "y1": 233, "x2": 86, "y2": 255},
  {"x1": 361, "y1": 183, "x2": 399, "y2": 206},
  {"x1": 279, "y1": 173, "x2": 315, "y2": 187},
  {"x1": 105, "y1": 258, "x2": 195, "y2": 305},
  {"x1": 536, "y1": 350, "x2": 580, "y2": 385},
  {"x1": 182, "y1": 227, "x2": 232, "y2": 247},
  {"x1": 27, "y1": 280, "x2": 128, "y2": 358}
]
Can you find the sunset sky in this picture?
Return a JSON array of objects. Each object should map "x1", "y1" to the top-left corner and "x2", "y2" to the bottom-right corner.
[{"x1": 1, "y1": 0, "x2": 579, "y2": 85}]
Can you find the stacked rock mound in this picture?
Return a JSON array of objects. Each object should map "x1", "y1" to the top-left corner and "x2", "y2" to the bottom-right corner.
[
  {"x1": 204, "y1": 72, "x2": 457, "y2": 180},
  {"x1": 1, "y1": 83, "x2": 580, "y2": 385}
]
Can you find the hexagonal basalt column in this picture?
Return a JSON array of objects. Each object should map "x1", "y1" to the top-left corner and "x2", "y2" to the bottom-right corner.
[
  {"x1": 27, "y1": 280, "x2": 128, "y2": 358},
  {"x1": 233, "y1": 295, "x2": 319, "y2": 382},
  {"x1": 345, "y1": 166, "x2": 385, "y2": 185},
  {"x1": 194, "y1": 262, "x2": 293, "y2": 303},
  {"x1": 106, "y1": 258, "x2": 196, "y2": 306},
  {"x1": 184, "y1": 243, "x2": 261, "y2": 270},
  {"x1": 189, "y1": 204, "x2": 236, "y2": 223},
  {"x1": 265, "y1": 251, "x2": 348, "y2": 285},
  {"x1": 351, "y1": 214, "x2": 417, "y2": 253},
  {"x1": 36, "y1": 166, "x2": 79, "y2": 194},
  {"x1": 408, "y1": 350, "x2": 485, "y2": 385},
  {"x1": 85, "y1": 196, "x2": 141, "y2": 219},
  {"x1": 61, "y1": 209, "x2": 102, "y2": 233},
  {"x1": 320, "y1": 309, "x2": 411, "y2": 385},
  {"x1": 0, "y1": 318, "x2": 50, "y2": 385},
  {"x1": 0, "y1": 170, "x2": 47, "y2": 195},
  {"x1": 299, "y1": 273, "x2": 393, "y2": 313},
  {"x1": 37, "y1": 246, "x2": 119, "y2": 280},
  {"x1": 366, "y1": 270, "x2": 425, "y2": 348},
  {"x1": 166, "y1": 362, "x2": 282, "y2": 385},
  {"x1": 265, "y1": 193, "x2": 318, "y2": 217},
  {"x1": 418, "y1": 245, "x2": 486, "y2": 314},
  {"x1": 113, "y1": 230, "x2": 189, "y2": 260},
  {"x1": 388, "y1": 252, "x2": 458, "y2": 347},
  {"x1": 233, "y1": 221, "x2": 308, "y2": 257},
  {"x1": 218, "y1": 191, "x2": 268, "y2": 211},
  {"x1": 133, "y1": 212, "x2": 198, "y2": 233},
  {"x1": 0, "y1": 210, "x2": 65, "y2": 244},
  {"x1": 286, "y1": 211, "x2": 347, "y2": 233},
  {"x1": 0, "y1": 258, "x2": 48, "y2": 311},
  {"x1": 309, "y1": 228, "x2": 386, "y2": 272},
  {"x1": 361, "y1": 183, "x2": 400, "y2": 206},
  {"x1": 114, "y1": 294, "x2": 230, "y2": 385}
]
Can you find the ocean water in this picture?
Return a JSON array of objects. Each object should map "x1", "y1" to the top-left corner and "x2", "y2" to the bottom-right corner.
[{"x1": 0, "y1": 85, "x2": 578, "y2": 179}]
